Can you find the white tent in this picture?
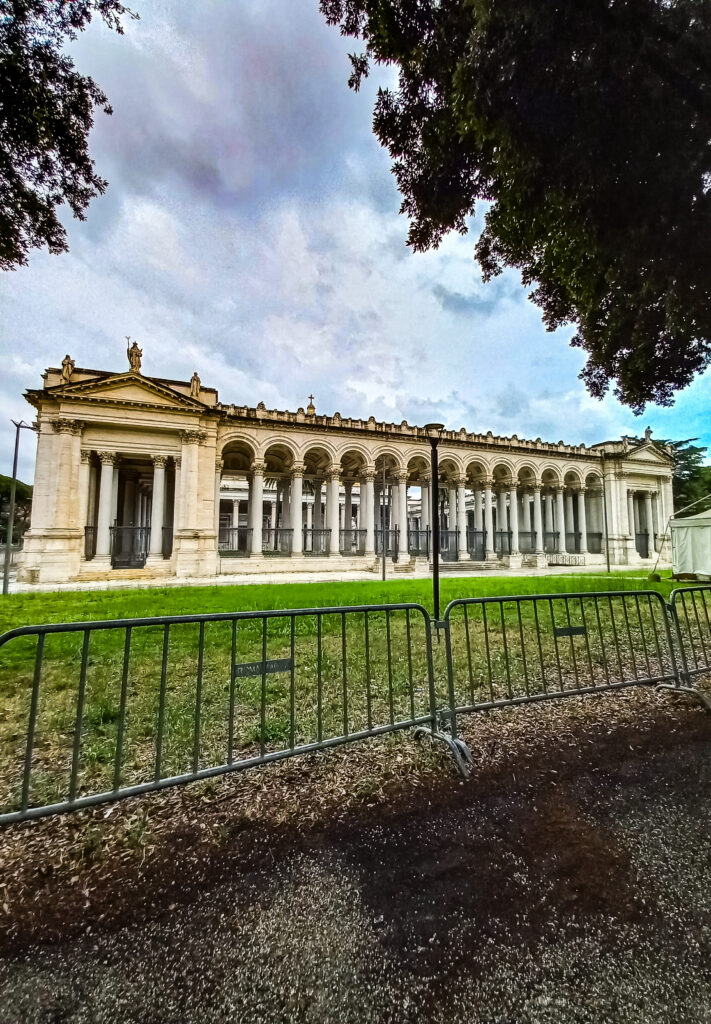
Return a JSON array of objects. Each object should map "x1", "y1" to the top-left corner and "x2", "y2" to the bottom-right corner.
[{"x1": 670, "y1": 507, "x2": 711, "y2": 576}]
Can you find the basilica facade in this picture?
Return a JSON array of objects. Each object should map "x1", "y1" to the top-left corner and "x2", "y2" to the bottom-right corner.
[{"x1": 17, "y1": 350, "x2": 675, "y2": 586}]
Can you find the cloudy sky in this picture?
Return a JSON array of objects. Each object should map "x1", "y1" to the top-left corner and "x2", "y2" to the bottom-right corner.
[{"x1": 2, "y1": 0, "x2": 710, "y2": 483}]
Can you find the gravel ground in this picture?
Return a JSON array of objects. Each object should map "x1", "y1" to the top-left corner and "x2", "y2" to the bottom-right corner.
[{"x1": 2, "y1": 739, "x2": 711, "y2": 1023}]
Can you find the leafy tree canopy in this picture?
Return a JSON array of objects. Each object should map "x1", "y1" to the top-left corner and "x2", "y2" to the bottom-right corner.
[
  {"x1": 321, "y1": 0, "x2": 711, "y2": 411},
  {"x1": 653, "y1": 437, "x2": 711, "y2": 510},
  {"x1": 0, "y1": 0, "x2": 136, "y2": 270},
  {"x1": 0, "y1": 473, "x2": 32, "y2": 543}
]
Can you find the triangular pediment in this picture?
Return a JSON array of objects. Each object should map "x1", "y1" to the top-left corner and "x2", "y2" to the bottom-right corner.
[
  {"x1": 628, "y1": 442, "x2": 674, "y2": 465},
  {"x1": 42, "y1": 372, "x2": 205, "y2": 411}
]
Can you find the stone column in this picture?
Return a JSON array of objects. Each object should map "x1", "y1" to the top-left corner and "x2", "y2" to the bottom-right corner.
[
  {"x1": 313, "y1": 480, "x2": 323, "y2": 530},
  {"x1": 627, "y1": 490, "x2": 635, "y2": 537},
  {"x1": 232, "y1": 499, "x2": 240, "y2": 528},
  {"x1": 509, "y1": 483, "x2": 520, "y2": 555},
  {"x1": 326, "y1": 469, "x2": 340, "y2": 554},
  {"x1": 456, "y1": 477, "x2": 468, "y2": 559},
  {"x1": 173, "y1": 457, "x2": 182, "y2": 532},
  {"x1": 448, "y1": 484, "x2": 457, "y2": 531},
  {"x1": 556, "y1": 487, "x2": 566, "y2": 551},
  {"x1": 474, "y1": 488, "x2": 484, "y2": 531},
  {"x1": 344, "y1": 482, "x2": 353, "y2": 530},
  {"x1": 291, "y1": 464, "x2": 304, "y2": 555},
  {"x1": 420, "y1": 476, "x2": 430, "y2": 534},
  {"x1": 111, "y1": 461, "x2": 120, "y2": 526},
  {"x1": 497, "y1": 489, "x2": 508, "y2": 534},
  {"x1": 544, "y1": 490, "x2": 554, "y2": 535},
  {"x1": 306, "y1": 500, "x2": 313, "y2": 530},
  {"x1": 249, "y1": 461, "x2": 265, "y2": 555},
  {"x1": 565, "y1": 491, "x2": 575, "y2": 548},
  {"x1": 644, "y1": 492, "x2": 654, "y2": 555},
  {"x1": 179, "y1": 430, "x2": 202, "y2": 534},
  {"x1": 533, "y1": 486, "x2": 544, "y2": 554},
  {"x1": 149, "y1": 455, "x2": 168, "y2": 557},
  {"x1": 363, "y1": 471, "x2": 375, "y2": 557},
  {"x1": 95, "y1": 452, "x2": 117, "y2": 559},
  {"x1": 522, "y1": 489, "x2": 532, "y2": 532},
  {"x1": 484, "y1": 480, "x2": 496, "y2": 559},
  {"x1": 78, "y1": 449, "x2": 91, "y2": 533},
  {"x1": 397, "y1": 471, "x2": 409, "y2": 557},
  {"x1": 578, "y1": 488, "x2": 588, "y2": 554},
  {"x1": 213, "y1": 457, "x2": 223, "y2": 541}
]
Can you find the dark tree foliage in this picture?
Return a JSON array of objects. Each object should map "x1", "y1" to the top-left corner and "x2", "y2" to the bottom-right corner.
[
  {"x1": 0, "y1": 0, "x2": 135, "y2": 270},
  {"x1": 0, "y1": 473, "x2": 32, "y2": 542},
  {"x1": 654, "y1": 437, "x2": 711, "y2": 509},
  {"x1": 321, "y1": 0, "x2": 711, "y2": 411}
]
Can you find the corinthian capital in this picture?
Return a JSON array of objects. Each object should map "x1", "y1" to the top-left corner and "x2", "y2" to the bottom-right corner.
[
  {"x1": 180, "y1": 429, "x2": 207, "y2": 445},
  {"x1": 52, "y1": 417, "x2": 83, "y2": 435}
]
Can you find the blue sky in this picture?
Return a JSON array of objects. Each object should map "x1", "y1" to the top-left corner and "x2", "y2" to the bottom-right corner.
[{"x1": 1, "y1": 0, "x2": 710, "y2": 483}]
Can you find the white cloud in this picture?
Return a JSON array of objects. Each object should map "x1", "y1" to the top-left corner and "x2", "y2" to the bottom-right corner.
[{"x1": 1, "y1": 0, "x2": 708, "y2": 484}]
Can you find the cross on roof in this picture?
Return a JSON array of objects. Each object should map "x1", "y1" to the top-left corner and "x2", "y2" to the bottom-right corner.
[{"x1": 308, "y1": 394, "x2": 314, "y2": 403}]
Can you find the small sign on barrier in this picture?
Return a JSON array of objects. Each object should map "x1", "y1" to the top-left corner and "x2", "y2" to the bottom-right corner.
[
  {"x1": 233, "y1": 658, "x2": 293, "y2": 678},
  {"x1": 554, "y1": 625, "x2": 587, "y2": 638}
]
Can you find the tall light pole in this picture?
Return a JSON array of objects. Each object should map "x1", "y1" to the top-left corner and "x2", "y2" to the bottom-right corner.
[
  {"x1": 2, "y1": 420, "x2": 37, "y2": 595},
  {"x1": 425, "y1": 423, "x2": 445, "y2": 621}
]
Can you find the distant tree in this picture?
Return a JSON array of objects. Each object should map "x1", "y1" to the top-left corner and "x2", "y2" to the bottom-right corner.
[
  {"x1": 654, "y1": 438, "x2": 711, "y2": 511},
  {"x1": 321, "y1": 0, "x2": 711, "y2": 411},
  {"x1": 0, "y1": 474, "x2": 32, "y2": 543},
  {"x1": 0, "y1": 0, "x2": 136, "y2": 270}
]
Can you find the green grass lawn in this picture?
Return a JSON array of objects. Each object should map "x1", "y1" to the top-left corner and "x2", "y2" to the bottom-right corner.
[{"x1": 0, "y1": 569, "x2": 673, "y2": 636}]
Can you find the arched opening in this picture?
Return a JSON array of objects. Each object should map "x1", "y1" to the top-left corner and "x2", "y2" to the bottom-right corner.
[{"x1": 219, "y1": 440, "x2": 256, "y2": 555}]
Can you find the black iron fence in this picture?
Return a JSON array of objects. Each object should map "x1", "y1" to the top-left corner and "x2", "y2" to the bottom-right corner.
[
  {"x1": 162, "y1": 526, "x2": 173, "y2": 559},
  {"x1": 303, "y1": 528, "x2": 330, "y2": 555},
  {"x1": 262, "y1": 529, "x2": 293, "y2": 556},
  {"x1": 467, "y1": 529, "x2": 485, "y2": 561},
  {"x1": 2, "y1": 586, "x2": 710, "y2": 824},
  {"x1": 518, "y1": 531, "x2": 536, "y2": 554},
  {"x1": 218, "y1": 526, "x2": 252, "y2": 556},
  {"x1": 635, "y1": 532, "x2": 650, "y2": 559},
  {"x1": 494, "y1": 531, "x2": 511, "y2": 558},
  {"x1": 408, "y1": 529, "x2": 430, "y2": 558},
  {"x1": 109, "y1": 526, "x2": 150, "y2": 569},
  {"x1": 544, "y1": 532, "x2": 559, "y2": 554},
  {"x1": 340, "y1": 529, "x2": 366, "y2": 555},
  {"x1": 439, "y1": 529, "x2": 458, "y2": 562},
  {"x1": 565, "y1": 532, "x2": 580, "y2": 554},
  {"x1": 375, "y1": 528, "x2": 399, "y2": 560}
]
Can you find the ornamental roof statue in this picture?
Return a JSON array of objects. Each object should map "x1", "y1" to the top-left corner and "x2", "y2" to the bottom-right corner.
[
  {"x1": 126, "y1": 337, "x2": 142, "y2": 373},
  {"x1": 60, "y1": 354, "x2": 75, "y2": 383}
]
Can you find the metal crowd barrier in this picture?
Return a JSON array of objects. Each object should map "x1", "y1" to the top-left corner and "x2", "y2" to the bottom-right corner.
[
  {"x1": 441, "y1": 591, "x2": 681, "y2": 740},
  {"x1": 0, "y1": 604, "x2": 436, "y2": 824},
  {"x1": 1, "y1": 587, "x2": 711, "y2": 823},
  {"x1": 668, "y1": 586, "x2": 711, "y2": 700}
]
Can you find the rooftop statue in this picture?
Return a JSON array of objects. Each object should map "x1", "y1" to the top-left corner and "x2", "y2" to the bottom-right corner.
[
  {"x1": 126, "y1": 337, "x2": 142, "y2": 373},
  {"x1": 60, "y1": 354, "x2": 75, "y2": 383}
]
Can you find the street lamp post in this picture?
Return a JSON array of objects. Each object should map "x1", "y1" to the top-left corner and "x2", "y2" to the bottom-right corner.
[
  {"x1": 425, "y1": 423, "x2": 445, "y2": 622},
  {"x1": 2, "y1": 420, "x2": 37, "y2": 596}
]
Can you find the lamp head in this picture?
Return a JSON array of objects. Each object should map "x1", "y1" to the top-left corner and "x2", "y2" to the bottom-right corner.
[{"x1": 424, "y1": 422, "x2": 445, "y2": 437}]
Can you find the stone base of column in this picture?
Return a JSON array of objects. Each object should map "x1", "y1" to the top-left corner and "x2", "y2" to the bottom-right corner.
[
  {"x1": 457, "y1": 551, "x2": 471, "y2": 561},
  {"x1": 145, "y1": 553, "x2": 169, "y2": 568},
  {"x1": 507, "y1": 552, "x2": 523, "y2": 569},
  {"x1": 525, "y1": 552, "x2": 548, "y2": 568},
  {"x1": 484, "y1": 550, "x2": 498, "y2": 563}
]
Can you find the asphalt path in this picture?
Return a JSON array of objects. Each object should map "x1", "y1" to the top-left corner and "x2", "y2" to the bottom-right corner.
[{"x1": 2, "y1": 741, "x2": 711, "y2": 1023}]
